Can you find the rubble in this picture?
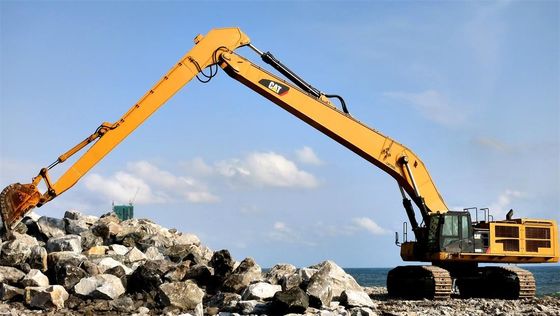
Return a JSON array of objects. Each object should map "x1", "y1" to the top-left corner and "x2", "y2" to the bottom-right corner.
[{"x1": 0, "y1": 210, "x2": 558, "y2": 315}]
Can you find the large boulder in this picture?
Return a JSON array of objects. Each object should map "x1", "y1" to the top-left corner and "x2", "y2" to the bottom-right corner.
[
  {"x1": 185, "y1": 264, "x2": 213, "y2": 286},
  {"x1": 94, "y1": 257, "x2": 133, "y2": 275},
  {"x1": 145, "y1": 246, "x2": 165, "y2": 261},
  {"x1": 306, "y1": 260, "x2": 363, "y2": 308},
  {"x1": 55, "y1": 265, "x2": 89, "y2": 290},
  {"x1": 157, "y1": 280, "x2": 204, "y2": 310},
  {"x1": 47, "y1": 251, "x2": 88, "y2": 287},
  {"x1": 266, "y1": 263, "x2": 297, "y2": 285},
  {"x1": 74, "y1": 274, "x2": 125, "y2": 300},
  {"x1": 0, "y1": 266, "x2": 25, "y2": 285},
  {"x1": 128, "y1": 260, "x2": 173, "y2": 293},
  {"x1": 271, "y1": 286, "x2": 310, "y2": 314},
  {"x1": 80, "y1": 230, "x2": 104, "y2": 249},
  {"x1": 241, "y1": 282, "x2": 282, "y2": 301},
  {"x1": 206, "y1": 292, "x2": 241, "y2": 311},
  {"x1": 282, "y1": 273, "x2": 303, "y2": 291},
  {"x1": 125, "y1": 247, "x2": 147, "y2": 263},
  {"x1": 37, "y1": 216, "x2": 66, "y2": 239},
  {"x1": 24, "y1": 285, "x2": 69, "y2": 310},
  {"x1": 64, "y1": 210, "x2": 98, "y2": 225},
  {"x1": 64, "y1": 218, "x2": 89, "y2": 235},
  {"x1": 21, "y1": 269, "x2": 49, "y2": 287},
  {"x1": 0, "y1": 238, "x2": 34, "y2": 267},
  {"x1": 164, "y1": 261, "x2": 191, "y2": 282},
  {"x1": 340, "y1": 289, "x2": 375, "y2": 308},
  {"x1": 209, "y1": 249, "x2": 235, "y2": 278},
  {"x1": 223, "y1": 257, "x2": 262, "y2": 293},
  {"x1": 46, "y1": 235, "x2": 82, "y2": 253}
]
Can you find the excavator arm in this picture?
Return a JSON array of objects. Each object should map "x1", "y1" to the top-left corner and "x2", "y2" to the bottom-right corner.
[
  {"x1": 0, "y1": 27, "x2": 447, "y2": 237},
  {"x1": 1, "y1": 27, "x2": 250, "y2": 235}
]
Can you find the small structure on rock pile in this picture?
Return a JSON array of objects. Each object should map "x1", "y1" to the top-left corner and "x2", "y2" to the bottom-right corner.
[{"x1": 112, "y1": 203, "x2": 134, "y2": 221}]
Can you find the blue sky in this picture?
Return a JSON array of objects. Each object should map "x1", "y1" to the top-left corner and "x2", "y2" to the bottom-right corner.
[{"x1": 1, "y1": 1, "x2": 558, "y2": 268}]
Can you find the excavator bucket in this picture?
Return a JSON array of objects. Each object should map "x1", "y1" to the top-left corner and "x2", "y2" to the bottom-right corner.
[{"x1": 0, "y1": 183, "x2": 41, "y2": 238}]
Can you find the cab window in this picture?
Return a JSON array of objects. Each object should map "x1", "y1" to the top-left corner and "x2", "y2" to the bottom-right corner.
[{"x1": 442, "y1": 215, "x2": 459, "y2": 237}]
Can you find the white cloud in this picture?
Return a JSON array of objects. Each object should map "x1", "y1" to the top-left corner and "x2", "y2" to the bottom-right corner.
[
  {"x1": 473, "y1": 137, "x2": 510, "y2": 152},
  {"x1": 268, "y1": 221, "x2": 316, "y2": 246},
  {"x1": 296, "y1": 146, "x2": 323, "y2": 165},
  {"x1": 489, "y1": 190, "x2": 524, "y2": 219},
  {"x1": 384, "y1": 90, "x2": 466, "y2": 127},
  {"x1": 181, "y1": 157, "x2": 214, "y2": 176},
  {"x1": 84, "y1": 172, "x2": 165, "y2": 204},
  {"x1": 217, "y1": 152, "x2": 319, "y2": 189},
  {"x1": 83, "y1": 160, "x2": 219, "y2": 205},
  {"x1": 351, "y1": 217, "x2": 390, "y2": 235}
]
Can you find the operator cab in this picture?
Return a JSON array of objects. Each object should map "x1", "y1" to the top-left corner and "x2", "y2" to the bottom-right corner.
[{"x1": 428, "y1": 212, "x2": 475, "y2": 253}]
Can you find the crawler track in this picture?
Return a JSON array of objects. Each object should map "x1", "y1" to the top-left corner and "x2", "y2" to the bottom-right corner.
[
  {"x1": 456, "y1": 266, "x2": 535, "y2": 299},
  {"x1": 387, "y1": 265, "x2": 452, "y2": 300}
]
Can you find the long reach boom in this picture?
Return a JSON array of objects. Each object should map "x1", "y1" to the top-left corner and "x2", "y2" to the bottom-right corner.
[{"x1": 0, "y1": 27, "x2": 447, "y2": 236}]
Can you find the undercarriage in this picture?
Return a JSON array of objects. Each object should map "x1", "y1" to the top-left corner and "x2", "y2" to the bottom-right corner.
[{"x1": 387, "y1": 265, "x2": 535, "y2": 300}]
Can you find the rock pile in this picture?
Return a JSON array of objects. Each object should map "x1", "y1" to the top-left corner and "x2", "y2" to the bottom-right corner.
[
  {"x1": 1, "y1": 211, "x2": 559, "y2": 316},
  {"x1": 0, "y1": 211, "x2": 378, "y2": 315}
]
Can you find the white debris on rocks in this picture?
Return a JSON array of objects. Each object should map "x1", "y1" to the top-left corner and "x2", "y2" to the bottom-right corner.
[
  {"x1": 241, "y1": 282, "x2": 282, "y2": 300},
  {"x1": 74, "y1": 274, "x2": 125, "y2": 300},
  {"x1": 21, "y1": 269, "x2": 49, "y2": 287}
]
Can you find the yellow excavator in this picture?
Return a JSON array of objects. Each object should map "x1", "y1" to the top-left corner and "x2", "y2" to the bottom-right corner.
[{"x1": 1, "y1": 27, "x2": 557, "y2": 299}]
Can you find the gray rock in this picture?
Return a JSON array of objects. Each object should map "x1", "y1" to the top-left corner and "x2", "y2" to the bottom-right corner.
[
  {"x1": 0, "y1": 239, "x2": 33, "y2": 267},
  {"x1": 241, "y1": 282, "x2": 282, "y2": 301},
  {"x1": 95, "y1": 257, "x2": 133, "y2": 275},
  {"x1": 282, "y1": 273, "x2": 302, "y2": 291},
  {"x1": 266, "y1": 263, "x2": 297, "y2": 285},
  {"x1": 206, "y1": 292, "x2": 242, "y2": 311},
  {"x1": 0, "y1": 266, "x2": 25, "y2": 285},
  {"x1": 340, "y1": 290, "x2": 375, "y2": 308},
  {"x1": 37, "y1": 216, "x2": 66, "y2": 238},
  {"x1": 24, "y1": 285, "x2": 69, "y2": 310},
  {"x1": 21, "y1": 269, "x2": 49, "y2": 287},
  {"x1": 185, "y1": 264, "x2": 213, "y2": 286},
  {"x1": 128, "y1": 260, "x2": 173, "y2": 293},
  {"x1": 46, "y1": 235, "x2": 82, "y2": 253},
  {"x1": 47, "y1": 251, "x2": 86, "y2": 271},
  {"x1": 173, "y1": 233, "x2": 201, "y2": 247},
  {"x1": 157, "y1": 280, "x2": 204, "y2": 310},
  {"x1": 125, "y1": 247, "x2": 147, "y2": 263},
  {"x1": 165, "y1": 261, "x2": 191, "y2": 282},
  {"x1": 74, "y1": 274, "x2": 125, "y2": 300},
  {"x1": 64, "y1": 210, "x2": 83, "y2": 220},
  {"x1": 209, "y1": 249, "x2": 235, "y2": 278},
  {"x1": 110, "y1": 244, "x2": 129, "y2": 256},
  {"x1": 271, "y1": 286, "x2": 309, "y2": 314},
  {"x1": 64, "y1": 218, "x2": 89, "y2": 235},
  {"x1": 80, "y1": 230, "x2": 104, "y2": 249},
  {"x1": 28, "y1": 246, "x2": 48, "y2": 271},
  {"x1": 145, "y1": 246, "x2": 165, "y2": 261},
  {"x1": 299, "y1": 267, "x2": 318, "y2": 283},
  {"x1": 306, "y1": 260, "x2": 362, "y2": 307},
  {"x1": 55, "y1": 265, "x2": 89, "y2": 290},
  {"x1": 0, "y1": 283, "x2": 24, "y2": 301},
  {"x1": 223, "y1": 257, "x2": 262, "y2": 293}
]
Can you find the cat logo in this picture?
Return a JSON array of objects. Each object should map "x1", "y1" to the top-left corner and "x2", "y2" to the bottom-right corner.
[{"x1": 259, "y1": 79, "x2": 289, "y2": 96}]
